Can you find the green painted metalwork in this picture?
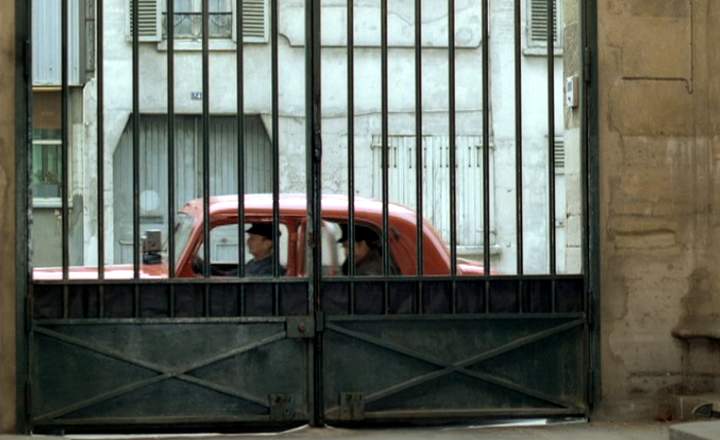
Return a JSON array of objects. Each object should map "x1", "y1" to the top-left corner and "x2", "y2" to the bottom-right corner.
[
  {"x1": 322, "y1": 315, "x2": 587, "y2": 423},
  {"x1": 30, "y1": 318, "x2": 309, "y2": 429},
  {"x1": 18, "y1": 0, "x2": 598, "y2": 431}
]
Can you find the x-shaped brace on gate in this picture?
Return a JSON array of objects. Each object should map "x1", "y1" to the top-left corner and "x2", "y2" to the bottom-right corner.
[
  {"x1": 325, "y1": 318, "x2": 585, "y2": 416},
  {"x1": 32, "y1": 325, "x2": 287, "y2": 423}
]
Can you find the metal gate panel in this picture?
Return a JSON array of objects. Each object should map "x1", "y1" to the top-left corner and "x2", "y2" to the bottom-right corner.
[
  {"x1": 322, "y1": 313, "x2": 585, "y2": 422},
  {"x1": 23, "y1": 0, "x2": 596, "y2": 431},
  {"x1": 30, "y1": 316, "x2": 309, "y2": 428}
]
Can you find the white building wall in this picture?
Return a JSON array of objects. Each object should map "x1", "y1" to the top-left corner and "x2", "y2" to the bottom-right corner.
[{"x1": 79, "y1": 0, "x2": 576, "y2": 274}]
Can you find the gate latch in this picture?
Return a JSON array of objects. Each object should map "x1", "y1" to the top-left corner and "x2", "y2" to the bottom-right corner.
[{"x1": 287, "y1": 315, "x2": 315, "y2": 338}]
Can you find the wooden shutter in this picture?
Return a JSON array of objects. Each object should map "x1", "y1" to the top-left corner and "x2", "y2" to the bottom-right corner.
[
  {"x1": 233, "y1": 0, "x2": 267, "y2": 42},
  {"x1": 128, "y1": 0, "x2": 161, "y2": 42},
  {"x1": 529, "y1": 0, "x2": 559, "y2": 46}
]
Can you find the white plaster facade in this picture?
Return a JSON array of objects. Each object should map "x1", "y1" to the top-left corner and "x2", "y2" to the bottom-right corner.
[{"x1": 60, "y1": 0, "x2": 581, "y2": 274}]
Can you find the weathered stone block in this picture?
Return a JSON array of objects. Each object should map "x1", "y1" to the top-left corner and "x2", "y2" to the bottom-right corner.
[{"x1": 610, "y1": 81, "x2": 694, "y2": 136}]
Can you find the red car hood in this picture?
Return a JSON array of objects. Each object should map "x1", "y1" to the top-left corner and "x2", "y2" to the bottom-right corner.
[{"x1": 33, "y1": 263, "x2": 169, "y2": 281}]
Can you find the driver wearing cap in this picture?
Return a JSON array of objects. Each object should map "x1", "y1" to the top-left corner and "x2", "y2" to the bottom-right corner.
[{"x1": 245, "y1": 223, "x2": 286, "y2": 276}]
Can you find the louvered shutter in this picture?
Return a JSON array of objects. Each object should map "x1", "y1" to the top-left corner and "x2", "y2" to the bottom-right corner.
[
  {"x1": 128, "y1": 0, "x2": 161, "y2": 42},
  {"x1": 529, "y1": 0, "x2": 560, "y2": 47},
  {"x1": 554, "y1": 138, "x2": 565, "y2": 172},
  {"x1": 232, "y1": 0, "x2": 267, "y2": 42}
]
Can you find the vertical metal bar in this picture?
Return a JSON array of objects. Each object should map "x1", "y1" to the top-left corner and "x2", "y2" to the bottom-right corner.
[
  {"x1": 448, "y1": 0, "x2": 457, "y2": 314},
  {"x1": 237, "y1": 0, "x2": 246, "y2": 278},
  {"x1": 547, "y1": 0, "x2": 557, "y2": 311},
  {"x1": 514, "y1": 0, "x2": 524, "y2": 313},
  {"x1": 414, "y1": 0, "x2": 423, "y2": 314},
  {"x1": 347, "y1": 0, "x2": 356, "y2": 313},
  {"x1": 239, "y1": 284, "x2": 245, "y2": 316},
  {"x1": 270, "y1": 0, "x2": 280, "y2": 315},
  {"x1": 167, "y1": 0, "x2": 176, "y2": 317},
  {"x1": 237, "y1": 0, "x2": 246, "y2": 315},
  {"x1": 306, "y1": 0, "x2": 322, "y2": 425},
  {"x1": 381, "y1": 0, "x2": 389, "y2": 312},
  {"x1": 202, "y1": 0, "x2": 211, "y2": 316},
  {"x1": 17, "y1": 0, "x2": 31, "y2": 428},
  {"x1": 61, "y1": 0, "x2": 69, "y2": 317},
  {"x1": 167, "y1": 0, "x2": 176, "y2": 279},
  {"x1": 131, "y1": 0, "x2": 141, "y2": 318},
  {"x1": 96, "y1": 0, "x2": 105, "y2": 318},
  {"x1": 481, "y1": 0, "x2": 490, "y2": 312},
  {"x1": 132, "y1": 0, "x2": 140, "y2": 281},
  {"x1": 585, "y1": 0, "x2": 601, "y2": 407},
  {"x1": 97, "y1": 0, "x2": 105, "y2": 282}
]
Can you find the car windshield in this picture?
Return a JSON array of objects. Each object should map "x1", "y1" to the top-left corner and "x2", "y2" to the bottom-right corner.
[{"x1": 174, "y1": 212, "x2": 195, "y2": 267}]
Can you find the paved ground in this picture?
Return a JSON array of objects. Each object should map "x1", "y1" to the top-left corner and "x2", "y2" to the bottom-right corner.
[{"x1": 1, "y1": 421, "x2": 675, "y2": 440}]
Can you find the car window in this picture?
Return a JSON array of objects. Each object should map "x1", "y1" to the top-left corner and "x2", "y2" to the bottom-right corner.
[
  {"x1": 173, "y1": 212, "x2": 195, "y2": 267},
  {"x1": 317, "y1": 220, "x2": 400, "y2": 276},
  {"x1": 196, "y1": 222, "x2": 289, "y2": 267}
]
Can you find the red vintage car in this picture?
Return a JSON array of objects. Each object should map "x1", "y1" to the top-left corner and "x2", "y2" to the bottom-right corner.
[{"x1": 33, "y1": 194, "x2": 486, "y2": 280}]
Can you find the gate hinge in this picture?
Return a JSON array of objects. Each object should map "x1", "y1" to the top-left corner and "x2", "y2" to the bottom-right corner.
[
  {"x1": 583, "y1": 46, "x2": 592, "y2": 84},
  {"x1": 269, "y1": 394, "x2": 295, "y2": 421}
]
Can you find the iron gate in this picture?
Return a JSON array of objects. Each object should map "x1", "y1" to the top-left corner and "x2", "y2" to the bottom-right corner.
[{"x1": 23, "y1": 0, "x2": 596, "y2": 432}]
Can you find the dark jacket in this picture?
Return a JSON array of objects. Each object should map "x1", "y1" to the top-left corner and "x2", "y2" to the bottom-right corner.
[{"x1": 245, "y1": 255, "x2": 286, "y2": 276}]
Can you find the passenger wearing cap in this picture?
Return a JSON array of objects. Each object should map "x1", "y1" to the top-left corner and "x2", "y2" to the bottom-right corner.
[
  {"x1": 339, "y1": 224, "x2": 386, "y2": 276},
  {"x1": 245, "y1": 223, "x2": 286, "y2": 276}
]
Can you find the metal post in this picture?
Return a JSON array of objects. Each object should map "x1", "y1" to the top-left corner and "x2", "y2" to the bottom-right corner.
[
  {"x1": 270, "y1": 0, "x2": 280, "y2": 314},
  {"x1": 514, "y1": 0, "x2": 524, "y2": 312},
  {"x1": 237, "y1": 0, "x2": 246, "y2": 314},
  {"x1": 347, "y1": 0, "x2": 355, "y2": 314},
  {"x1": 482, "y1": 0, "x2": 491, "y2": 312},
  {"x1": 448, "y1": 0, "x2": 457, "y2": 313},
  {"x1": 414, "y1": 0, "x2": 424, "y2": 314},
  {"x1": 131, "y1": 0, "x2": 141, "y2": 316},
  {"x1": 61, "y1": 0, "x2": 69, "y2": 317},
  {"x1": 380, "y1": 0, "x2": 389, "y2": 311},
  {"x1": 305, "y1": 0, "x2": 322, "y2": 424},
  {"x1": 547, "y1": 0, "x2": 557, "y2": 310},
  {"x1": 167, "y1": 0, "x2": 176, "y2": 317}
]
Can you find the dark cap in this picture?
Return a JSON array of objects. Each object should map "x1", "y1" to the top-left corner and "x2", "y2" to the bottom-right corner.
[
  {"x1": 337, "y1": 224, "x2": 379, "y2": 244},
  {"x1": 246, "y1": 223, "x2": 280, "y2": 240}
]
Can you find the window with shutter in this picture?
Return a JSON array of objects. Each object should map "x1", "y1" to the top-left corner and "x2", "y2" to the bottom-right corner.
[
  {"x1": 371, "y1": 135, "x2": 497, "y2": 252},
  {"x1": 128, "y1": 0, "x2": 162, "y2": 42},
  {"x1": 130, "y1": 0, "x2": 267, "y2": 43},
  {"x1": 528, "y1": 0, "x2": 562, "y2": 49}
]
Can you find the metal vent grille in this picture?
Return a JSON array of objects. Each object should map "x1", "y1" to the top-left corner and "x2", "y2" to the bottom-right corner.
[
  {"x1": 242, "y1": 0, "x2": 266, "y2": 39},
  {"x1": 554, "y1": 138, "x2": 565, "y2": 171},
  {"x1": 129, "y1": 0, "x2": 160, "y2": 41},
  {"x1": 530, "y1": 0, "x2": 558, "y2": 45}
]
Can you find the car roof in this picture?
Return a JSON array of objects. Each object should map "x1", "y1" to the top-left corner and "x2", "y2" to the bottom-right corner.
[{"x1": 181, "y1": 193, "x2": 420, "y2": 225}]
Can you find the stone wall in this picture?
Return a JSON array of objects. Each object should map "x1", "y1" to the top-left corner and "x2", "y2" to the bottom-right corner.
[
  {"x1": 598, "y1": 0, "x2": 720, "y2": 418},
  {"x1": 0, "y1": 0, "x2": 17, "y2": 432}
]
